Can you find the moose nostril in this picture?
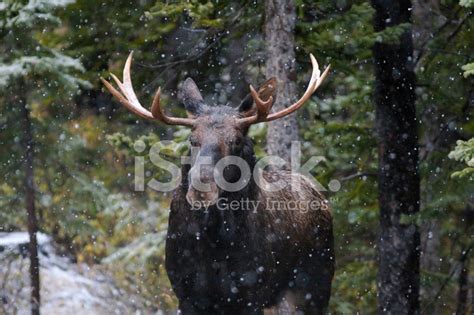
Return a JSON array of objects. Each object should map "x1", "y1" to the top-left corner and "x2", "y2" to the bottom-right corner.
[{"x1": 200, "y1": 176, "x2": 213, "y2": 184}]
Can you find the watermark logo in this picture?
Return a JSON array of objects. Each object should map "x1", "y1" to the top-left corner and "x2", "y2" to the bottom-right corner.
[
  {"x1": 133, "y1": 140, "x2": 340, "y2": 195},
  {"x1": 188, "y1": 197, "x2": 330, "y2": 213}
]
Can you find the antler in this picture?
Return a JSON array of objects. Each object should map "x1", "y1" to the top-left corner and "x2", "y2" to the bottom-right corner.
[
  {"x1": 238, "y1": 54, "x2": 330, "y2": 126},
  {"x1": 100, "y1": 52, "x2": 195, "y2": 126},
  {"x1": 249, "y1": 83, "x2": 274, "y2": 122}
]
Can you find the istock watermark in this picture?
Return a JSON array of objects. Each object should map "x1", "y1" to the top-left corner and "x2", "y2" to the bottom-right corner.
[
  {"x1": 188, "y1": 197, "x2": 330, "y2": 213},
  {"x1": 133, "y1": 140, "x2": 341, "y2": 195}
]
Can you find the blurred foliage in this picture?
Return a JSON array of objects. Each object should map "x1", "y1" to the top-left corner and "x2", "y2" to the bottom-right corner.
[
  {"x1": 462, "y1": 62, "x2": 474, "y2": 77},
  {"x1": 449, "y1": 138, "x2": 474, "y2": 178},
  {"x1": 0, "y1": 0, "x2": 89, "y2": 89},
  {"x1": 460, "y1": 0, "x2": 474, "y2": 7},
  {"x1": 0, "y1": 0, "x2": 472, "y2": 313},
  {"x1": 149, "y1": 1, "x2": 224, "y2": 28}
]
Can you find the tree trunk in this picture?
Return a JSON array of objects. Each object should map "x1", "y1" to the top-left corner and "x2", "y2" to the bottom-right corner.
[
  {"x1": 455, "y1": 250, "x2": 469, "y2": 315},
  {"x1": 264, "y1": 0, "x2": 298, "y2": 164},
  {"x1": 420, "y1": 216, "x2": 440, "y2": 311},
  {"x1": 412, "y1": 0, "x2": 442, "y2": 291},
  {"x1": 20, "y1": 92, "x2": 41, "y2": 315},
  {"x1": 371, "y1": 1, "x2": 420, "y2": 314}
]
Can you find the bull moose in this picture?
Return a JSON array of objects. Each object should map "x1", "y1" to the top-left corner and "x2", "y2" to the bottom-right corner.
[{"x1": 101, "y1": 52, "x2": 334, "y2": 314}]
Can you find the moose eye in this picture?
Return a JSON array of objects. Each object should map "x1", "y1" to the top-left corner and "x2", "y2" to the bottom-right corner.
[
  {"x1": 229, "y1": 137, "x2": 242, "y2": 149},
  {"x1": 189, "y1": 137, "x2": 200, "y2": 147}
]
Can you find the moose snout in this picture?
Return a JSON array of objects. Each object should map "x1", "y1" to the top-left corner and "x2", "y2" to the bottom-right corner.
[
  {"x1": 186, "y1": 165, "x2": 220, "y2": 207},
  {"x1": 186, "y1": 182, "x2": 219, "y2": 207}
]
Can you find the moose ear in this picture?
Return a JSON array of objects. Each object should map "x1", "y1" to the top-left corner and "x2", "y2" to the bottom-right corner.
[
  {"x1": 238, "y1": 77, "x2": 277, "y2": 117},
  {"x1": 178, "y1": 77, "x2": 204, "y2": 116}
]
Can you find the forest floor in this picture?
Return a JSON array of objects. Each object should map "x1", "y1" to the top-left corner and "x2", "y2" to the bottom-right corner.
[{"x1": 0, "y1": 232, "x2": 157, "y2": 315}]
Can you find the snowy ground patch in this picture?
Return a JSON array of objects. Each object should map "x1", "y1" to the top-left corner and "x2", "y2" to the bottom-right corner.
[{"x1": 0, "y1": 232, "x2": 158, "y2": 314}]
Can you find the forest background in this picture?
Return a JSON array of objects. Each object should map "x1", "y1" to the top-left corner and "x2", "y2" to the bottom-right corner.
[{"x1": 0, "y1": 0, "x2": 473, "y2": 313}]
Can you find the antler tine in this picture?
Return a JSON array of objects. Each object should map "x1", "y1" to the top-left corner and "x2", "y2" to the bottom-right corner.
[
  {"x1": 314, "y1": 64, "x2": 331, "y2": 91},
  {"x1": 249, "y1": 84, "x2": 274, "y2": 122},
  {"x1": 150, "y1": 87, "x2": 162, "y2": 118},
  {"x1": 101, "y1": 52, "x2": 195, "y2": 126},
  {"x1": 237, "y1": 54, "x2": 329, "y2": 126},
  {"x1": 148, "y1": 86, "x2": 191, "y2": 125},
  {"x1": 100, "y1": 77, "x2": 154, "y2": 120},
  {"x1": 265, "y1": 53, "x2": 327, "y2": 122},
  {"x1": 121, "y1": 52, "x2": 144, "y2": 109}
]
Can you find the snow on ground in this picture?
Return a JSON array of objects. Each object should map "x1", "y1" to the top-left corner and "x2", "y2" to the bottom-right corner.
[
  {"x1": 0, "y1": 232, "x2": 157, "y2": 315},
  {"x1": 0, "y1": 232, "x2": 50, "y2": 248}
]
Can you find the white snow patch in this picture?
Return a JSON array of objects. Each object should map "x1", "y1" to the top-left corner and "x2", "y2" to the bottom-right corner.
[
  {"x1": 0, "y1": 232, "x2": 155, "y2": 314},
  {"x1": 0, "y1": 231, "x2": 50, "y2": 248}
]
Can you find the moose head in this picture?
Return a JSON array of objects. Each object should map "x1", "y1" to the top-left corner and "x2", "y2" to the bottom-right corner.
[{"x1": 101, "y1": 52, "x2": 329, "y2": 206}]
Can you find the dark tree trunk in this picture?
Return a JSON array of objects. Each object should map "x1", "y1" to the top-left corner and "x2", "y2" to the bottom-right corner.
[
  {"x1": 19, "y1": 92, "x2": 41, "y2": 315},
  {"x1": 371, "y1": 1, "x2": 420, "y2": 314},
  {"x1": 264, "y1": 0, "x2": 298, "y2": 164},
  {"x1": 455, "y1": 251, "x2": 469, "y2": 315},
  {"x1": 412, "y1": 1, "x2": 441, "y2": 289}
]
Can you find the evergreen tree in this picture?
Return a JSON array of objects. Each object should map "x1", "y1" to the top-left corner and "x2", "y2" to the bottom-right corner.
[
  {"x1": 0, "y1": 1, "x2": 88, "y2": 313},
  {"x1": 371, "y1": 0, "x2": 420, "y2": 313}
]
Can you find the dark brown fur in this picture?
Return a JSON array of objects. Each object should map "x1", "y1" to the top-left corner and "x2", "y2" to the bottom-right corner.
[{"x1": 165, "y1": 79, "x2": 334, "y2": 314}]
